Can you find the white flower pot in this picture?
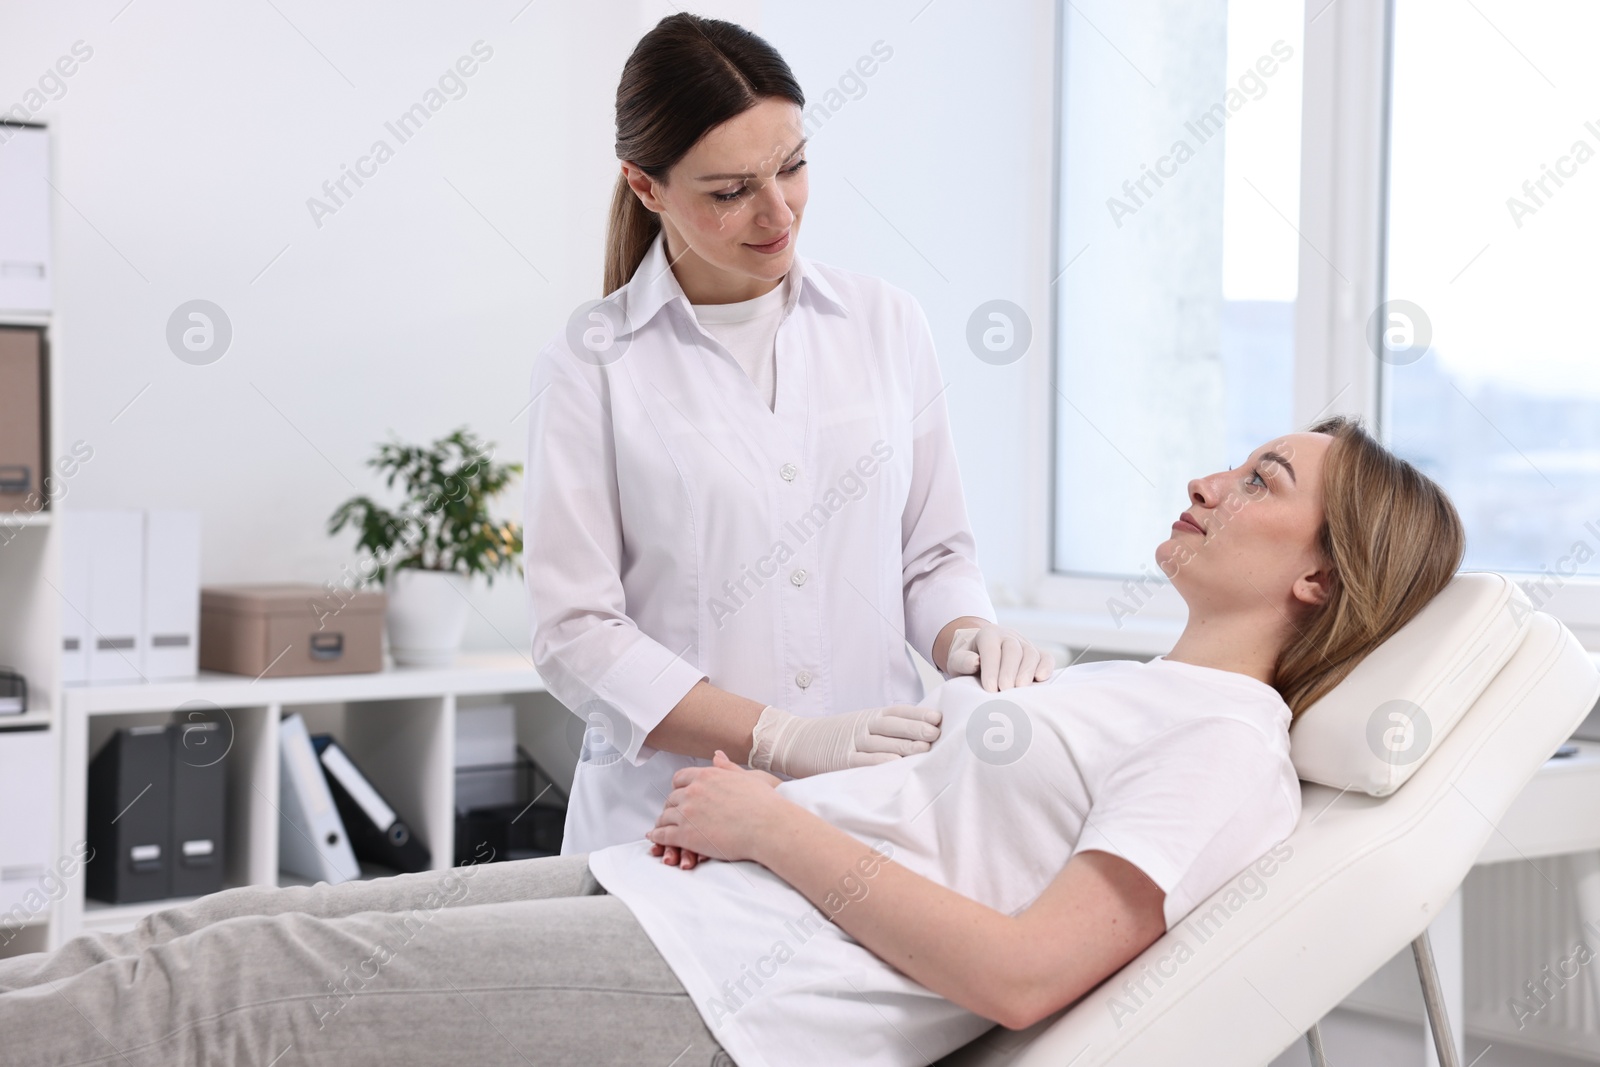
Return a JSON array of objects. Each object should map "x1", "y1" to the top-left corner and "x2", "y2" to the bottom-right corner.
[{"x1": 385, "y1": 569, "x2": 470, "y2": 668}]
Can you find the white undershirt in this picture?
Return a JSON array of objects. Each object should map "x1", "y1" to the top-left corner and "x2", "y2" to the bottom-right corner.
[
  {"x1": 588, "y1": 657, "x2": 1301, "y2": 1067},
  {"x1": 690, "y1": 273, "x2": 791, "y2": 411}
]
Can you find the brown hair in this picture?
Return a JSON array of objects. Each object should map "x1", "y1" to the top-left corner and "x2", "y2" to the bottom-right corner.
[
  {"x1": 604, "y1": 14, "x2": 804, "y2": 296},
  {"x1": 1274, "y1": 416, "x2": 1465, "y2": 720}
]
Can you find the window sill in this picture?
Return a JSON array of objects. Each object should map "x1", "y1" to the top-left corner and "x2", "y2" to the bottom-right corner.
[
  {"x1": 996, "y1": 605, "x2": 1183, "y2": 659},
  {"x1": 998, "y1": 610, "x2": 1600, "y2": 672}
]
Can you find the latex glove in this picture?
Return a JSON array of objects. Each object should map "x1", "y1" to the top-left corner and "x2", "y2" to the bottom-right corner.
[
  {"x1": 747, "y1": 703, "x2": 942, "y2": 778},
  {"x1": 946, "y1": 624, "x2": 1055, "y2": 692}
]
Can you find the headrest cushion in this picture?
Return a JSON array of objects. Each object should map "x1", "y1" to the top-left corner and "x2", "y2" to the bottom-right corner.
[{"x1": 1289, "y1": 572, "x2": 1531, "y2": 796}]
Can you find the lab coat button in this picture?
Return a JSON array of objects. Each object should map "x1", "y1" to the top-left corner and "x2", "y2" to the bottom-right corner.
[
  {"x1": 790, "y1": 569, "x2": 808, "y2": 586},
  {"x1": 779, "y1": 463, "x2": 798, "y2": 481},
  {"x1": 795, "y1": 670, "x2": 813, "y2": 688}
]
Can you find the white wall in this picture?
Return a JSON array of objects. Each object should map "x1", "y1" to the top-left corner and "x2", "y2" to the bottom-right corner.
[
  {"x1": 760, "y1": 0, "x2": 1052, "y2": 604},
  {"x1": 1, "y1": 0, "x2": 1046, "y2": 653}
]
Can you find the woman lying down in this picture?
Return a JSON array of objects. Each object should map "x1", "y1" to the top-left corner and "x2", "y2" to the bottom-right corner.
[{"x1": 0, "y1": 416, "x2": 1463, "y2": 1067}]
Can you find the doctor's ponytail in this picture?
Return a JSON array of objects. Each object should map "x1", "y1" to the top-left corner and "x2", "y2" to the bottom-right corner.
[{"x1": 604, "y1": 13, "x2": 805, "y2": 296}]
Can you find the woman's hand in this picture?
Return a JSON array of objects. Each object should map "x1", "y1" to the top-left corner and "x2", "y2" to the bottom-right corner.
[
  {"x1": 646, "y1": 751, "x2": 791, "y2": 867},
  {"x1": 945, "y1": 624, "x2": 1056, "y2": 692},
  {"x1": 650, "y1": 763, "x2": 782, "y2": 869}
]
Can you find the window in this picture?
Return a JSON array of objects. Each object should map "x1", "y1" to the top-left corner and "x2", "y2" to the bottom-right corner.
[
  {"x1": 1382, "y1": 0, "x2": 1600, "y2": 580},
  {"x1": 1052, "y1": 0, "x2": 1306, "y2": 579},
  {"x1": 1041, "y1": 0, "x2": 1600, "y2": 647}
]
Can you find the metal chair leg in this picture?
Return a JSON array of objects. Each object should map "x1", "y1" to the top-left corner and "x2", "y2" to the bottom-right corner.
[
  {"x1": 1412, "y1": 930, "x2": 1463, "y2": 1067},
  {"x1": 1304, "y1": 1022, "x2": 1330, "y2": 1067}
]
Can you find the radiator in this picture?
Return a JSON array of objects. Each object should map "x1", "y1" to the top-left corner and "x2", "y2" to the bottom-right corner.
[
  {"x1": 1465, "y1": 857, "x2": 1600, "y2": 1061},
  {"x1": 1337, "y1": 855, "x2": 1600, "y2": 1062}
]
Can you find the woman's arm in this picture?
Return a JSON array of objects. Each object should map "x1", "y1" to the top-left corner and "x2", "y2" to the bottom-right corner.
[{"x1": 648, "y1": 754, "x2": 1167, "y2": 1030}]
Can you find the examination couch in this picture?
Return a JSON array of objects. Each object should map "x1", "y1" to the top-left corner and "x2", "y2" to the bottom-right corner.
[{"x1": 937, "y1": 572, "x2": 1600, "y2": 1067}]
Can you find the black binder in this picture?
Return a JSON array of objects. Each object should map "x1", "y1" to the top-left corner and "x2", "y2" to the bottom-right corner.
[
  {"x1": 310, "y1": 734, "x2": 430, "y2": 873},
  {"x1": 169, "y1": 720, "x2": 227, "y2": 897},
  {"x1": 86, "y1": 725, "x2": 173, "y2": 904}
]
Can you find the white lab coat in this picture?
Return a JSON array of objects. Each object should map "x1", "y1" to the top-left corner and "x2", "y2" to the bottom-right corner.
[{"x1": 524, "y1": 230, "x2": 996, "y2": 854}]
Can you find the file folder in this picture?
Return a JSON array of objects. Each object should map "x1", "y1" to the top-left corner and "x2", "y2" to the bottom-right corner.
[
  {"x1": 168, "y1": 720, "x2": 226, "y2": 898},
  {"x1": 311, "y1": 734, "x2": 430, "y2": 874},
  {"x1": 85, "y1": 724, "x2": 173, "y2": 904},
  {"x1": 59, "y1": 510, "x2": 89, "y2": 684},
  {"x1": 81, "y1": 509, "x2": 144, "y2": 683},
  {"x1": 143, "y1": 509, "x2": 200, "y2": 680},
  {"x1": 278, "y1": 714, "x2": 359, "y2": 885}
]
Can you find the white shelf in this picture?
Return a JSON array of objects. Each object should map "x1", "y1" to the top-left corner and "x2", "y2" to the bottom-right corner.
[
  {"x1": 62, "y1": 652, "x2": 545, "y2": 715},
  {"x1": 53, "y1": 657, "x2": 569, "y2": 949},
  {"x1": 0, "y1": 311, "x2": 50, "y2": 328},
  {"x1": 0, "y1": 511, "x2": 50, "y2": 528},
  {"x1": 0, "y1": 709, "x2": 51, "y2": 730}
]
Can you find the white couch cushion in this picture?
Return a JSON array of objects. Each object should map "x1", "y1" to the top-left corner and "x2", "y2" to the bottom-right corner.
[{"x1": 1288, "y1": 571, "x2": 1531, "y2": 795}]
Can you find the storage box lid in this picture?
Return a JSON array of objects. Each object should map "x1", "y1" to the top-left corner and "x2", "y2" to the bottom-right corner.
[{"x1": 201, "y1": 583, "x2": 386, "y2": 618}]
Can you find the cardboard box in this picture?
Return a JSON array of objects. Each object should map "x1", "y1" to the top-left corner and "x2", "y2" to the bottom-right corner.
[
  {"x1": 0, "y1": 327, "x2": 44, "y2": 510},
  {"x1": 200, "y1": 583, "x2": 385, "y2": 677}
]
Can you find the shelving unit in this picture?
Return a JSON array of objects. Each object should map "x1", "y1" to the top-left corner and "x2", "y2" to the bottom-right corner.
[
  {"x1": 0, "y1": 121, "x2": 586, "y2": 955},
  {"x1": 56, "y1": 653, "x2": 576, "y2": 945},
  {"x1": 0, "y1": 122, "x2": 62, "y2": 950}
]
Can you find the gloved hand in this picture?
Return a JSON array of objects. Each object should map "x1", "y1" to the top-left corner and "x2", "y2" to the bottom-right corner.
[
  {"x1": 946, "y1": 624, "x2": 1055, "y2": 692},
  {"x1": 747, "y1": 703, "x2": 942, "y2": 778}
]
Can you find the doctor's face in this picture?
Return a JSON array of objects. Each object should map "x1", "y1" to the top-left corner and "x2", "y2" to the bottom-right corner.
[
  {"x1": 625, "y1": 96, "x2": 808, "y2": 285},
  {"x1": 1156, "y1": 431, "x2": 1335, "y2": 622}
]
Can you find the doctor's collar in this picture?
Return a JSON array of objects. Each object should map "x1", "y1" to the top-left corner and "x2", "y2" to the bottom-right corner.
[{"x1": 618, "y1": 229, "x2": 849, "y2": 332}]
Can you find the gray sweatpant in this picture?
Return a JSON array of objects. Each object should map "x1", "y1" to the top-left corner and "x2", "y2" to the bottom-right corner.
[{"x1": 0, "y1": 853, "x2": 730, "y2": 1066}]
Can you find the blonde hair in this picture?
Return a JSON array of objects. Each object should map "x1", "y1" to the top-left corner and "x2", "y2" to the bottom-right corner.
[
  {"x1": 1274, "y1": 416, "x2": 1465, "y2": 720},
  {"x1": 603, "y1": 14, "x2": 804, "y2": 296}
]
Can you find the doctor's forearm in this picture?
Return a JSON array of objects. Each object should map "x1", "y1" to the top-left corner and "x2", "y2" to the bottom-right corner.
[
  {"x1": 643, "y1": 680, "x2": 764, "y2": 762},
  {"x1": 932, "y1": 616, "x2": 989, "y2": 673}
]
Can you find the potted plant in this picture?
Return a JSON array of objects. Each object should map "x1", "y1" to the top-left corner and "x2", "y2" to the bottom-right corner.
[{"x1": 328, "y1": 427, "x2": 523, "y2": 667}]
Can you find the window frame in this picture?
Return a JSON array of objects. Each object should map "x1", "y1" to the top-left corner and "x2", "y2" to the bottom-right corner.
[{"x1": 1023, "y1": 0, "x2": 1600, "y2": 653}]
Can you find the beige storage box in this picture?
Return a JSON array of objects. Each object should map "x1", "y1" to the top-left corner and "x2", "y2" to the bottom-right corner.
[
  {"x1": 200, "y1": 584, "x2": 385, "y2": 677},
  {"x1": 0, "y1": 327, "x2": 44, "y2": 510}
]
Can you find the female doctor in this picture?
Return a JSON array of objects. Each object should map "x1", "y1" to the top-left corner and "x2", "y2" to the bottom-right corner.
[{"x1": 524, "y1": 13, "x2": 1054, "y2": 857}]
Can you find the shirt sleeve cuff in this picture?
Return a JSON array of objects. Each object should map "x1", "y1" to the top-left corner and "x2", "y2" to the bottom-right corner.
[
  {"x1": 905, "y1": 575, "x2": 998, "y2": 665},
  {"x1": 595, "y1": 641, "x2": 708, "y2": 766}
]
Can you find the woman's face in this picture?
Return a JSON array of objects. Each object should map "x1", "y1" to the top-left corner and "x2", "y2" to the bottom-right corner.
[
  {"x1": 623, "y1": 97, "x2": 808, "y2": 285},
  {"x1": 1157, "y1": 431, "x2": 1336, "y2": 619}
]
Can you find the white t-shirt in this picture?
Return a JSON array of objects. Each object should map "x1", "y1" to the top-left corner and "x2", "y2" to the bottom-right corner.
[
  {"x1": 690, "y1": 273, "x2": 791, "y2": 411},
  {"x1": 587, "y1": 657, "x2": 1301, "y2": 1067}
]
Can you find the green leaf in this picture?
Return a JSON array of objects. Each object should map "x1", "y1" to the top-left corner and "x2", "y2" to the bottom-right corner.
[{"x1": 326, "y1": 425, "x2": 523, "y2": 589}]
